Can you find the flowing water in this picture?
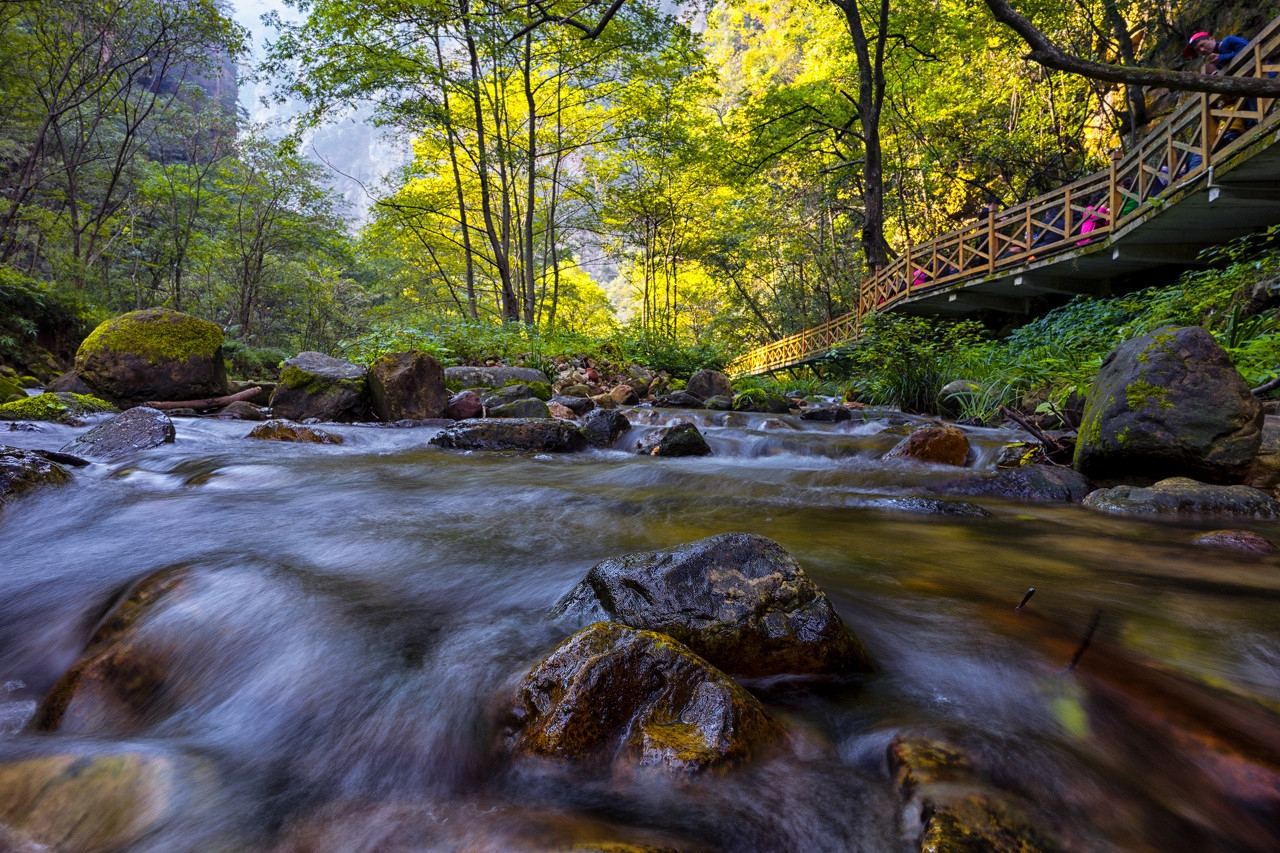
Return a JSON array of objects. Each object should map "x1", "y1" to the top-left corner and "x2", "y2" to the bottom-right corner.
[{"x1": 2, "y1": 409, "x2": 1279, "y2": 852}]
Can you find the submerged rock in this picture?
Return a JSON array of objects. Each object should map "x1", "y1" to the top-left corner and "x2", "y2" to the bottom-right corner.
[
  {"x1": 430, "y1": 418, "x2": 586, "y2": 452},
  {"x1": 247, "y1": 420, "x2": 343, "y2": 445},
  {"x1": 1082, "y1": 477, "x2": 1280, "y2": 517},
  {"x1": 581, "y1": 409, "x2": 631, "y2": 448},
  {"x1": 74, "y1": 308, "x2": 227, "y2": 407},
  {"x1": 510, "y1": 622, "x2": 781, "y2": 774},
  {"x1": 215, "y1": 400, "x2": 267, "y2": 421},
  {"x1": 1074, "y1": 326, "x2": 1262, "y2": 484},
  {"x1": 885, "y1": 424, "x2": 970, "y2": 466},
  {"x1": 872, "y1": 496, "x2": 992, "y2": 516},
  {"x1": 0, "y1": 750, "x2": 190, "y2": 853},
  {"x1": 800, "y1": 405, "x2": 853, "y2": 422},
  {"x1": 635, "y1": 422, "x2": 711, "y2": 457},
  {"x1": 270, "y1": 352, "x2": 368, "y2": 423},
  {"x1": 554, "y1": 533, "x2": 873, "y2": 677},
  {"x1": 367, "y1": 351, "x2": 448, "y2": 421},
  {"x1": 0, "y1": 445, "x2": 71, "y2": 509},
  {"x1": 60, "y1": 407, "x2": 175, "y2": 461},
  {"x1": 1189, "y1": 529, "x2": 1278, "y2": 553},
  {"x1": 927, "y1": 465, "x2": 1090, "y2": 503},
  {"x1": 0, "y1": 392, "x2": 116, "y2": 425}
]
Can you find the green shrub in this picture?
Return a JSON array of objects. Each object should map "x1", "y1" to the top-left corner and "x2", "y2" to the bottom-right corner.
[{"x1": 222, "y1": 342, "x2": 291, "y2": 379}]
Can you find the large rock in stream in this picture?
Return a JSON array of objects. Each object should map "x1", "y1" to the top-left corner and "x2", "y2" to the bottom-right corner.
[
  {"x1": 430, "y1": 418, "x2": 586, "y2": 452},
  {"x1": 270, "y1": 352, "x2": 368, "y2": 423},
  {"x1": 60, "y1": 407, "x2": 174, "y2": 461},
  {"x1": 1074, "y1": 326, "x2": 1263, "y2": 483},
  {"x1": 0, "y1": 445, "x2": 71, "y2": 509},
  {"x1": 885, "y1": 424, "x2": 971, "y2": 466},
  {"x1": 367, "y1": 351, "x2": 448, "y2": 421},
  {"x1": 554, "y1": 533, "x2": 873, "y2": 677},
  {"x1": 634, "y1": 422, "x2": 711, "y2": 457},
  {"x1": 1082, "y1": 477, "x2": 1280, "y2": 517},
  {"x1": 74, "y1": 309, "x2": 227, "y2": 407},
  {"x1": 927, "y1": 464, "x2": 1090, "y2": 503},
  {"x1": 685, "y1": 369, "x2": 732, "y2": 402},
  {"x1": 510, "y1": 621, "x2": 782, "y2": 775}
]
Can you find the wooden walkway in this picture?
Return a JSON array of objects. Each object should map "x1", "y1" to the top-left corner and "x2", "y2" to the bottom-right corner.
[{"x1": 727, "y1": 19, "x2": 1280, "y2": 378}]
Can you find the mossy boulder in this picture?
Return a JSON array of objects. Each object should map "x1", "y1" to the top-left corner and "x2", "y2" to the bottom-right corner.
[
  {"x1": 554, "y1": 533, "x2": 873, "y2": 678},
  {"x1": 1082, "y1": 477, "x2": 1280, "y2": 517},
  {"x1": 443, "y1": 365, "x2": 549, "y2": 390},
  {"x1": 510, "y1": 621, "x2": 782, "y2": 775},
  {"x1": 482, "y1": 383, "x2": 539, "y2": 409},
  {"x1": 247, "y1": 419, "x2": 343, "y2": 444},
  {"x1": 367, "y1": 351, "x2": 448, "y2": 422},
  {"x1": 634, "y1": 422, "x2": 711, "y2": 457},
  {"x1": 74, "y1": 309, "x2": 227, "y2": 407},
  {"x1": 0, "y1": 374, "x2": 24, "y2": 403},
  {"x1": 1074, "y1": 326, "x2": 1263, "y2": 484},
  {"x1": 0, "y1": 445, "x2": 71, "y2": 509},
  {"x1": 269, "y1": 352, "x2": 368, "y2": 423},
  {"x1": 429, "y1": 418, "x2": 587, "y2": 452},
  {"x1": 489, "y1": 397, "x2": 552, "y2": 419},
  {"x1": 59, "y1": 407, "x2": 175, "y2": 462},
  {"x1": 885, "y1": 424, "x2": 971, "y2": 466},
  {"x1": 732, "y1": 389, "x2": 791, "y2": 414},
  {"x1": 0, "y1": 392, "x2": 116, "y2": 424}
]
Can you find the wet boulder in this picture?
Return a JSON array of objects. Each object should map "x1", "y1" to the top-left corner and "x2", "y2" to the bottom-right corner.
[
  {"x1": 927, "y1": 465, "x2": 1090, "y2": 503},
  {"x1": 74, "y1": 308, "x2": 227, "y2": 407},
  {"x1": 800, "y1": 405, "x2": 853, "y2": 422},
  {"x1": 0, "y1": 392, "x2": 116, "y2": 425},
  {"x1": 1082, "y1": 477, "x2": 1280, "y2": 517},
  {"x1": 547, "y1": 401, "x2": 577, "y2": 420},
  {"x1": 1189, "y1": 529, "x2": 1278, "y2": 553},
  {"x1": 59, "y1": 407, "x2": 175, "y2": 462},
  {"x1": 489, "y1": 398, "x2": 552, "y2": 419},
  {"x1": 430, "y1": 418, "x2": 586, "y2": 452},
  {"x1": 635, "y1": 422, "x2": 711, "y2": 457},
  {"x1": 885, "y1": 424, "x2": 970, "y2": 466},
  {"x1": 0, "y1": 445, "x2": 71, "y2": 509},
  {"x1": 510, "y1": 622, "x2": 782, "y2": 774},
  {"x1": 215, "y1": 400, "x2": 267, "y2": 421},
  {"x1": 703, "y1": 394, "x2": 733, "y2": 411},
  {"x1": 247, "y1": 420, "x2": 343, "y2": 445},
  {"x1": 1074, "y1": 326, "x2": 1263, "y2": 484},
  {"x1": 685, "y1": 369, "x2": 731, "y2": 402},
  {"x1": 447, "y1": 390, "x2": 483, "y2": 420},
  {"x1": 45, "y1": 371, "x2": 93, "y2": 395},
  {"x1": 554, "y1": 533, "x2": 873, "y2": 677},
  {"x1": 270, "y1": 352, "x2": 368, "y2": 423},
  {"x1": 367, "y1": 351, "x2": 448, "y2": 421},
  {"x1": 0, "y1": 750, "x2": 195, "y2": 853},
  {"x1": 653, "y1": 390, "x2": 705, "y2": 409},
  {"x1": 732, "y1": 389, "x2": 791, "y2": 414},
  {"x1": 581, "y1": 409, "x2": 631, "y2": 448}
]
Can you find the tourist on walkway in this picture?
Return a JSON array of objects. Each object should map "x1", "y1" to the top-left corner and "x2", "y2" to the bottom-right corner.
[{"x1": 1184, "y1": 31, "x2": 1250, "y2": 73}]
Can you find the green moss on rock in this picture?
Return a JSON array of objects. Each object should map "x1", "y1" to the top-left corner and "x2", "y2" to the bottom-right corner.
[
  {"x1": 0, "y1": 392, "x2": 116, "y2": 423},
  {"x1": 78, "y1": 308, "x2": 222, "y2": 365}
]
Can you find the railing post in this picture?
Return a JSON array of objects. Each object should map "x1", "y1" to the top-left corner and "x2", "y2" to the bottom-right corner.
[
  {"x1": 1200, "y1": 91, "x2": 1211, "y2": 173},
  {"x1": 987, "y1": 212, "x2": 996, "y2": 274},
  {"x1": 1108, "y1": 149, "x2": 1121, "y2": 229}
]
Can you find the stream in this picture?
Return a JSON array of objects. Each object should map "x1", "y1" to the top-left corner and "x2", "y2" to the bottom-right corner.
[{"x1": 1, "y1": 408, "x2": 1279, "y2": 852}]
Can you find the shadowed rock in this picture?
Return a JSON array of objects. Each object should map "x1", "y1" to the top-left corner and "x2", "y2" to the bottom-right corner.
[
  {"x1": 447, "y1": 390, "x2": 483, "y2": 420},
  {"x1": 1082, "y1": 477, "x2": 1280, "y2": 517},
  {"x1": 653, "y1": 390, "x2": 705, "y2": 409},
  {"x1": 0, "y1": 445, "x2": 70, "y2": 509},
  {"x1": 430, "y1": 418, "x2": 586, "y2": 452},
  {"x1": 927, "y1": 465, "x2": 1090, "y2": 503},
  {"x1": 800, "y1": 405, "x2": 853, "y2": 422},
  {"x1": 367, "y1": 351, "x2": 448, "y2": 421},
  {"x1": 1074, "y1": 326, "x2": 1262, "y2": 484},
  {"x1": 554, "y1": 533, "x2": 873, "y2": 677},
  {"x1": 581, "y1": 409, "x2": 631, "y2": 448},
  {"x1": 685, "y1": 370, "x2": 731, "y2": 401},
  {"x1": 510, "y1": 622, "x2": 782, "y2": 774},
  {"x1": 489, "y1": 398, "x2": 552, "y2": 419},
  {"x1": 60, "y1": 407, "x2": 174, "y2": 461}
]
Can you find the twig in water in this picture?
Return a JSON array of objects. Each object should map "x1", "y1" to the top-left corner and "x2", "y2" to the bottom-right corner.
[
  {"x1": 1067, "y1": 610, "x2": 1102, "y2": 670},
  {"x1": 1015, "y1": 587, "x2": 1036, "y2": 611}
]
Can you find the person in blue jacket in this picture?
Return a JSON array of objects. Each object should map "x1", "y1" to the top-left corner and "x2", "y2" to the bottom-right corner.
[{"x1": 1184, "y1": 31, "x2": 1250, "y2": 73}]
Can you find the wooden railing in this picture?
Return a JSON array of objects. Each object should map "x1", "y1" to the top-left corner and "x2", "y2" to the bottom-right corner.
[{"x1": 726, "y1": 17, "x2": 1280, "y2": 378}]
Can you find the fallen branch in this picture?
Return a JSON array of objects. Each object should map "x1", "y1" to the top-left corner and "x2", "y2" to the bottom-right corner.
[
  {"x1": 1252, "y1": 374, "x2": 1280, "y2": 396},
  {"x1": 143, "y1": 387, "x2": 262, "y2": 411},
  {"x1": 999, "y1": 405, "x2": 1072, "y2": 464}
]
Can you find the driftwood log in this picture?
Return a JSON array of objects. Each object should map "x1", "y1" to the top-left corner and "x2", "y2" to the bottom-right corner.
[{"x1": 142, "y1": 387, "x2": 262, "y2": 411}]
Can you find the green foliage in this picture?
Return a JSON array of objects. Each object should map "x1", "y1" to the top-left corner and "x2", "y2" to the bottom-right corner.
[
  {"x1": 0, "y1": 267, "x2": 97, "y2": 363},
  {"x1": 222, "y1": 342, "x2": 291, "y2": 379}
]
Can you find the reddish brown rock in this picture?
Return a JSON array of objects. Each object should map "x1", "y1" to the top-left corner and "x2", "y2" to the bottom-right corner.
[
  {"x1": 885, "y1": 424, "x2": 970, "y2": 466},
  {"x1": 447, "y1": 390, "x2": 483, "y2": 420},
  {"x1": 1189, "y1": 529, "x2": 1278, "y2": 553},
  {"x1": 548, "y1": 402, "x2": 577, "y2": 420},
  {"x1": 247, "y1": 420, "x2": 342, "y2": 444}
]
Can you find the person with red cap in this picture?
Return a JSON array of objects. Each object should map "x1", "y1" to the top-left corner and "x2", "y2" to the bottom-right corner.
[{"x1": 1184, "y1": 31, "x2": 1250, "y2": 74}]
